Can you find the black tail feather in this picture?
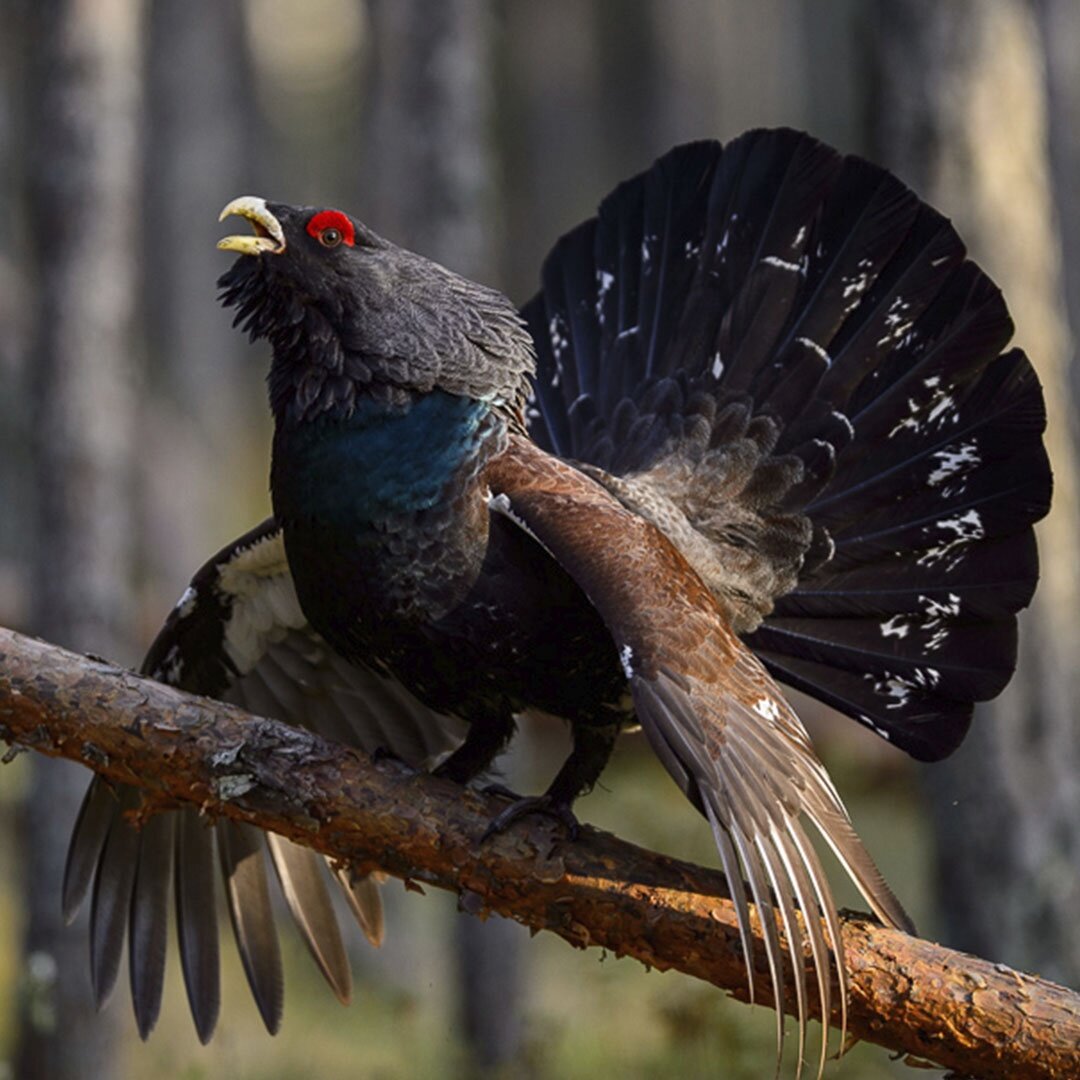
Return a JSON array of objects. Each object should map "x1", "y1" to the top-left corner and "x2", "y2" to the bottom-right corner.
[
  {"x1": 751, "y1": 646, "x2": 973, "y2": 761},
  {"x1": 523, "y1": 127, "x2": 1049, "y2": 762}
]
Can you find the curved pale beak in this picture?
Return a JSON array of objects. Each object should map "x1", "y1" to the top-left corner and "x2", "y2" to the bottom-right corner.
[{"x1": 217, "y1": 196, "x2": 286, "y2": 255}]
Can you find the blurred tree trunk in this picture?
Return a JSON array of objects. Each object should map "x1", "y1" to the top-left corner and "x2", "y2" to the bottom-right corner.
[
  {"x1": 16, "y1": 0, "x2": 144, "y2": 1076},
  {"x1": 364, "y1": 0, "x2": 495, "y2": 270},
  {"x1": 872, "y1": 0, "x2": 1080, "y2": 985},
  {"x1": 141, "y1": 0, "x2": 261, "y2": 606},
  {"x1": 591, "y1": 0, "x2": 664, "y2": 175},
  {"x1": 497, "y1": 0, "x2": 603, "y2": 300},
  {"x1": 1039, "y1": 0, "x2": 1080, "y2": 404},
  {"x1": 0, "y1": 6, "x2": 29, "y2": 626},
  {"x1": 364, "y1": 1, "x2": 525, "y2": 1071}
]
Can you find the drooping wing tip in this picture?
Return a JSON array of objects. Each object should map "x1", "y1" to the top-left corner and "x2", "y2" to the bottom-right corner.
[
  {"x1": 218, "y1": 821, "x2": 285, "y2": 1036},
  {"x1": 638, "y1": 669, "x2": 844, "y2": 1079},
  {"x1": 332, "y1": 865, "x2": 386, "y2": 949},
  {"x1": 267, "y1": 834, "x2": 353, "y2": 1006}
]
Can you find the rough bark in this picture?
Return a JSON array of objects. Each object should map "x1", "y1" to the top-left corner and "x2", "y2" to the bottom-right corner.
[
  {"x1": 18, "y1": 1, "x2": 143, "y2": 1076},
  {"x1": 0, "y1": 627, "x2": 1076, "y2": 1080},
  {"x1": 872, "y1": 0, "x2": 1080, "y2": 988}
]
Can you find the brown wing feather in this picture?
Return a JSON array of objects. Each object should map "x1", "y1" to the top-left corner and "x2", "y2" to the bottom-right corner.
[{"x1": 487, "y1": 435, "x2": 912, "y2": 1076}]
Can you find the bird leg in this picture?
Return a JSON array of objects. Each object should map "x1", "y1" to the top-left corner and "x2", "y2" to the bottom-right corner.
[
  {"x1": 432, "y1": 711, "x2": 517, "y2": 785},
  {"x1": 481, "y1": 722, "x2": 620, "y2": 842}
]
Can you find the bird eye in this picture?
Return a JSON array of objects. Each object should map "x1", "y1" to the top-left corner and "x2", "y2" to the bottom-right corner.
[{"x1": 306, "y1": 209, "x2": 356, "y2": 248}]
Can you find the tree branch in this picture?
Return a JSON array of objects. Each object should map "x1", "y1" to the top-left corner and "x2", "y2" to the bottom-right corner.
[{"x1": 0, "y1": 626, "x2": 1076, "y2": 1078}]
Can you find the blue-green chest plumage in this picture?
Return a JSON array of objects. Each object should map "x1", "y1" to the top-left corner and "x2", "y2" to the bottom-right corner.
[
  {"x1": 270, "y1": 387, "x2": 506, "y2": 677},
  {"x1": 271, "y1": 385, "x2": 627, "y2": 726},
  {"x1": 272, "y1": 391, "x2": 493, "y2": 528}
]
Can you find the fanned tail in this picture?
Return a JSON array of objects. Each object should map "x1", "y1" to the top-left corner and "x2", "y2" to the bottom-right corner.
[{"x1": 523, "y1": 128, "x2": 1050, "y2": 761}]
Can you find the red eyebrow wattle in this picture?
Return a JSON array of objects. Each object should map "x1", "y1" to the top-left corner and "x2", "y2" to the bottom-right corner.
[{"x1": 306, "y1": 210, "x2": 355, "y2": 246}]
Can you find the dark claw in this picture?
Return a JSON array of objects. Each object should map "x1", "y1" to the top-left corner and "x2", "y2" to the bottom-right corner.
[
  {"x1": 480, "y1": 795, "x2": 581, "y2": 842},
  {"x1": 480, "y1": 781, "x2": 522, "y2": 801},
  {"x1": 372, "y1": 745, "x2": 418, "y2": 773}
]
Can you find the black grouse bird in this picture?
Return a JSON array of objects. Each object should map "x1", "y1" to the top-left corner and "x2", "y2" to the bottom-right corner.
[{"x1": 64, "y1": 129, "x2": 1049, "y2": 1072}]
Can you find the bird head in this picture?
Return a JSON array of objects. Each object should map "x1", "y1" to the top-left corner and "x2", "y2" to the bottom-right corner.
[{"x1": 216, "y1": 196, "x2": 535, "y2": 420}]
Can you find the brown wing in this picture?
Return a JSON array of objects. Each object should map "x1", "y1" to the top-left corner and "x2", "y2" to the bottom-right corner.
[{"x1": 487, "y1": 435, "x2": 912, "y2": 1075}]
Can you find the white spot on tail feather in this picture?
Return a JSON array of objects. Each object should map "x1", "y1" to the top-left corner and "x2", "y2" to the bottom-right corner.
[
  {"x1": 548, "y1": 314, "x2": 569, "y2": 368},
  {"x1": 913, "y1": 666, "x2": 941, "y2": 688},
  {"x1": 841, "y1": 261, "x2": 874, "y2": 308},
  {"x1": 916, "y1": 510, "x2": 984, "y2": 568},
  {"x1": 762, "y1": 254, "x2": 807, "y2": 275},
  {"x1": 595, "y1": 270, "x2": 615, "y2": 324},
  {"x1": 918, "y1": 593, "x2": 962, "y2": 652},
  {"x1": 866, "y1": 669, "x2": 938, "y2": 711},
  {"x1": 831, "y1": 410, "x2": 855, "y2": 439},
  {"x1": 888, "y1": 378, "x2": 960, "y2": 438},
  {"x1": 927, "y1": 393, "x2": 956, "y2": 424},
  {"x1": 619, "y1": 644, "x2": 635, "y2": 679},
  {"x1": 796, "y1": 336, "x2": 831, "y2": 366},
  {"x1": 871, "y1": 674, "x2": 912, "y2": 709},
  {"x1": 859, "y1": 714, "x2": 893, "y2": 741},
  {"x1": 921, "y1": 593, "x2": 961, "y2": 621},
  {"x1": 928, "y1": 441, "x2": 980, "y2": 490},
  {"x1": 876, "y1": 295, "x2": 915, "y2": 348}
]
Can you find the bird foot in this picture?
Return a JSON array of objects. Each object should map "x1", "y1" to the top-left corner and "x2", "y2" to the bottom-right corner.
[
  {"x1": 480, "y1": 794, "x2": 581, "y2": 842},
  {"x1": 371, "y1": 746, "x2": 418, "y2": 773},
  {"x1": 479, "y1": 781, "x2": 523, "y2": 801}
]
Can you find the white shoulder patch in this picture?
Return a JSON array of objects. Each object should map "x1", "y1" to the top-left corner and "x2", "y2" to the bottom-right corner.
[
  {"x1": 222, "y1": 571, "x2": 307, "y2": 675},
  {"x1": 219, "y1": 530, "x2": 290, "y2": 594},
  {"x1": 217, "y1": 533, "x2": 307, "y2": 674}
]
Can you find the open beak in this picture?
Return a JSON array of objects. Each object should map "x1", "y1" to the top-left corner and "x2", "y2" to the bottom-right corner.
[{"x1": 217, "y1": 196, "x2": 286, "y2": 255}]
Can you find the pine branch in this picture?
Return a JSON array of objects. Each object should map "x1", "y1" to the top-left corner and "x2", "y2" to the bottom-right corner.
[{"x1": 0, "y1": 626, "x2": 1076, "y2": 1078}]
